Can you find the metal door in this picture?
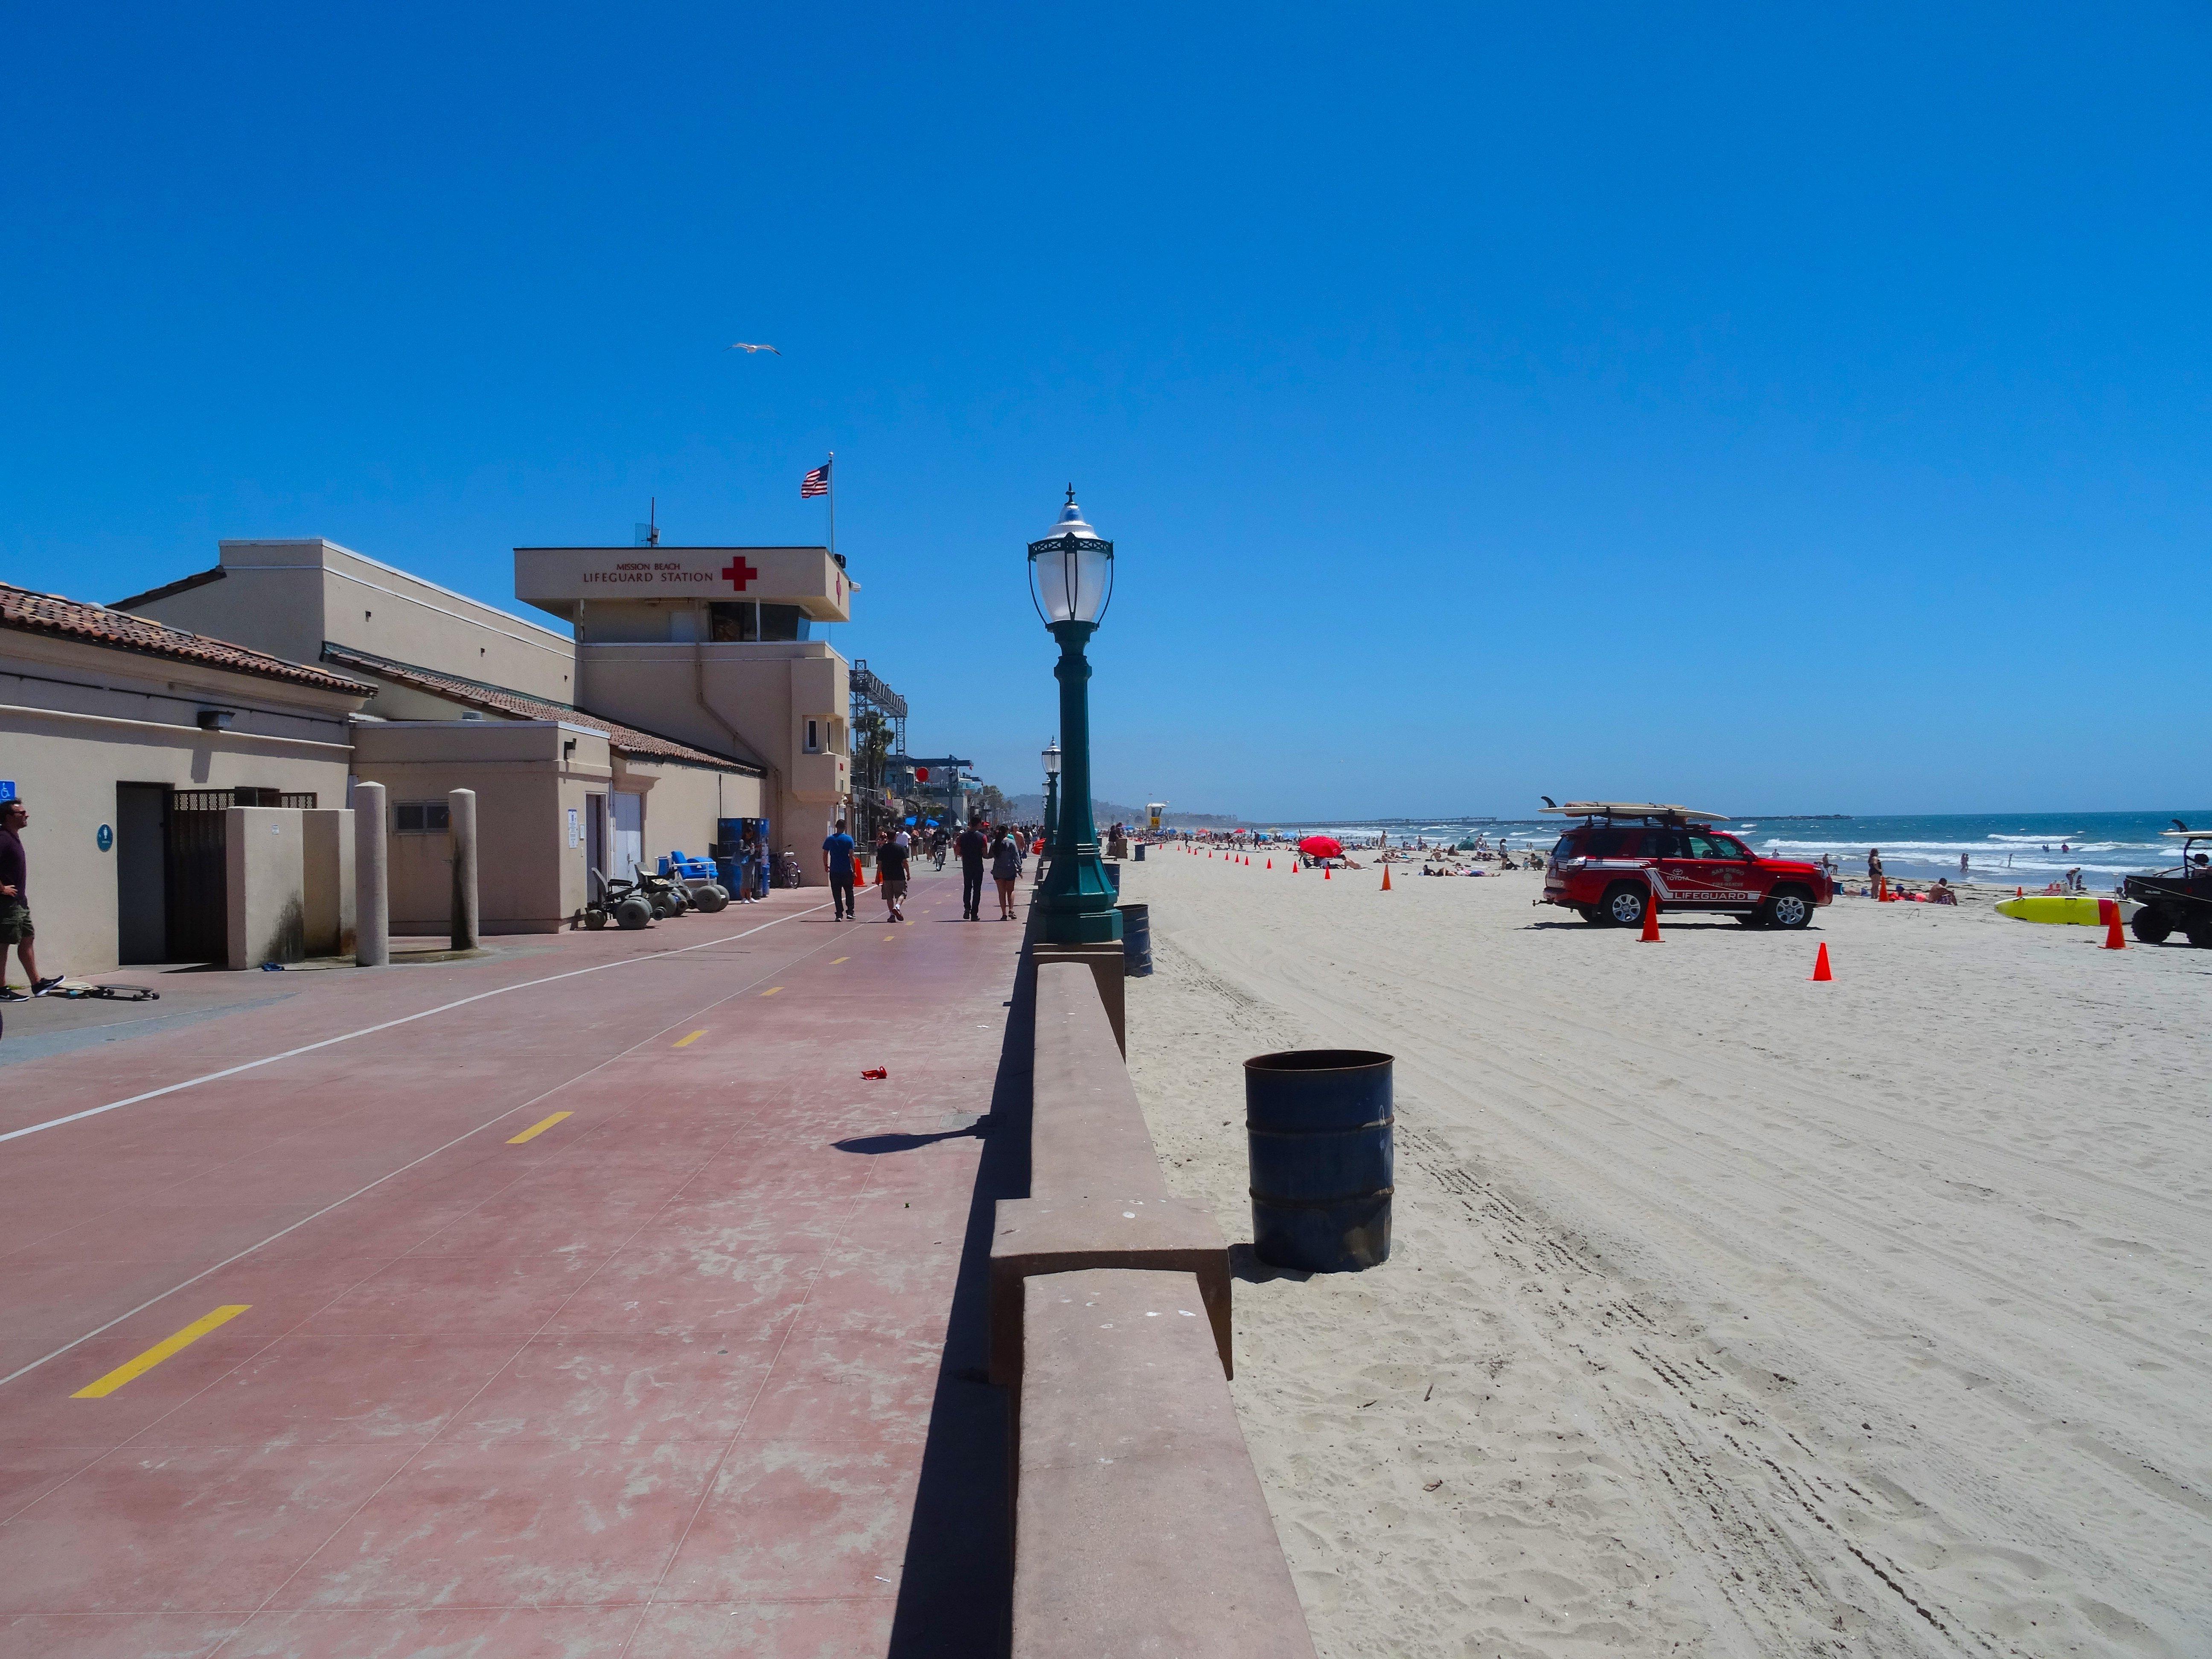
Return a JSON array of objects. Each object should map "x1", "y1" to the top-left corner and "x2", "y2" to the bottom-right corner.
[
  {"x1": 611, "y1": 792, "x2": 643, "y2": 882},
  {"x1": 165, "y1": 790, "x2": 230, "y2": 963}
]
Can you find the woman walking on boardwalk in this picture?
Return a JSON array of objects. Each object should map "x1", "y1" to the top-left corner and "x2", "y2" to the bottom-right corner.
[{"x1": 990, "y1": 826, "x2": 1023, "y2": 920}]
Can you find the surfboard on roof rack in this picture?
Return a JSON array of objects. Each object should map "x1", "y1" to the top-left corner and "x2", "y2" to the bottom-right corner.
[{"x1": 1538, "y1": 802, "x2": 1732, "y2": 823}]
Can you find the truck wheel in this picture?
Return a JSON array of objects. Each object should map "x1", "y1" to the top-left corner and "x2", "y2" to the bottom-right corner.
[
  {"x1": 1603, "y1": 884, "x2": 1647, "y2": 927},
  {"x1": 2187, "y1": 918, "x2": 2212, "y2": 950},
  {"x1": 692, "y1": 884, "x2": 730, "y2": 914},
  {"x1": 2131, "y1": 908, "x2": 2173, "y2": 944},
  {"x1": 1764, "y1": 890, "x2": 1814, "y2": 929},
  {"x1": 614, "y1": 896, "x2": 654, "y2": 930},
  {"x1": 1576, "y1": 906, "x2": 1604, "y2": 924}
]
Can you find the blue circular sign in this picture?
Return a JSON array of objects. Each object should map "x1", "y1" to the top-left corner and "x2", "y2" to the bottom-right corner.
[{"x1": 96, "y1": 824, "x2": 114, "y2": 852}]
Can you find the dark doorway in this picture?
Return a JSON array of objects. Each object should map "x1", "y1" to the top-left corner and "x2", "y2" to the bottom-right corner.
[
  {"x1": 115, "y1": 783, "x2": 168, "y2": 963},
  {"x1": 165, "y1": 790, "x2": 230, "y2": 964}
]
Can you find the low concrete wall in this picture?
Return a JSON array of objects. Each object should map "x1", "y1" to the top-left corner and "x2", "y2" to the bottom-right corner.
[
  {"x1": 1007, "y1": 956, "x2": 1314, "y2": 1656},
  {"x1": 1027, "y1": 962, "x2": 1167, "y2": 1201},
  {"x1": 225, "y1": 807, "x2": 306, "y2": 969},
  {"x1": 301, "y1": 809, "x2": 355, "y2": 957},
  {"x1": 1014, "y1": 1269, "x2": 1316, "y2": 1659}
]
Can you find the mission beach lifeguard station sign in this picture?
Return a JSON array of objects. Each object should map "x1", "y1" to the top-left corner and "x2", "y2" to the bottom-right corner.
[{"x1": 512, "y1": 546, "x2": 854, "y2": 623}]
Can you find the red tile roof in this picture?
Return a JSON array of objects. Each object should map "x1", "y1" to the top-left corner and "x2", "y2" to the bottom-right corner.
[
  {"x1": 0, "y1": 582, "x2": 377, "y2": 697},
  {"x1": 320, "y1": 643, "x2": 762, "y2": 774}
]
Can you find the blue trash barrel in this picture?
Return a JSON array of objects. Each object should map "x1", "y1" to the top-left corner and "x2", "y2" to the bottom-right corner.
[
  {"x1": 1134, "y1": 842, "x2": 1147, "y2": 862},
  {"x1": 1245, "y1": 1049, "x2": 1393, "y2": 1272},
  {"x1": 1103, "y1": 861, "x2": 1121, "y2": 895},
  {"x1": 1119, "y1": 903, "x2": 1152, "y2": 976}
]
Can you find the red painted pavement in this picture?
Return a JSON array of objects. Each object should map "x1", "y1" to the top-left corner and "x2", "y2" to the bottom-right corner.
[{"x1": 0, "y1": 871, "x2": 1027, "y2": 1656}]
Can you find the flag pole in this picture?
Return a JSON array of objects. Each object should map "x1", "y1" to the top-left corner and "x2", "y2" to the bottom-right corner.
[{"x1": 827, "y1": 451, "x2": 837, "y2": 562}]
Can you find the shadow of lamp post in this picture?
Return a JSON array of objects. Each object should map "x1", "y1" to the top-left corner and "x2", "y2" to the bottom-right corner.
[{"x1": 1029, "y1": 489, "x2": 1122, "y2": 946}]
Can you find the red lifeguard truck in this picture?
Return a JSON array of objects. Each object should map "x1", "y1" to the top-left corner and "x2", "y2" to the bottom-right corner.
[{"x1": 1538, "y1": 801, "x2": 1832, "y2": 930}]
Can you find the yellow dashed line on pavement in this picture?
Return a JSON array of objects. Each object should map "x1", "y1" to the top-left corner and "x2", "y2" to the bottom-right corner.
[
  {"x1": 507, "y1": 1111, "x2": 572, "y2": 1144},
  {"x1": 73, "y1": 1305, "x2": 250, "y2": 1398},
  {"x1": 761, "y1": 986, "x2": 783, "y2": 997},
  {"x1": 830, "y1": 957, "x2": 849, "y2": 965},
  {"x1": 673, "y1": 1030, "x2": 706, "y2": 1048}
]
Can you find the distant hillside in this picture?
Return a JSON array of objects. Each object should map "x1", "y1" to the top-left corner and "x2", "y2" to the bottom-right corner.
[{"x1": 1005, "y1": 792, "x2": 1246, "y2": 828}]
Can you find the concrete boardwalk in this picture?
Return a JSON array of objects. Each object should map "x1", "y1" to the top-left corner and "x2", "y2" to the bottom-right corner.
[{"x1": 0, "y1": 870, "x2": 1025, "y2": 1657}]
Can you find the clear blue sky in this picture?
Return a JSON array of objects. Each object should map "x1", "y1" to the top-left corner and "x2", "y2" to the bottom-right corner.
[{"x1": 5, "y1": 4, "x2": 2208, "y2": 819}]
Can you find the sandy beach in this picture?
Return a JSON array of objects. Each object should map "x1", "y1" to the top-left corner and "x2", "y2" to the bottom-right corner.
[{"x1": 1120, "y1": 850, "x2": 2210, "y2": 1657}]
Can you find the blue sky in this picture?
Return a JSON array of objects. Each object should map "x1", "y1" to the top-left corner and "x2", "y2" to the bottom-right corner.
[{"x1": 4, "y1": 4, "x2": 2208, "y2": 819}]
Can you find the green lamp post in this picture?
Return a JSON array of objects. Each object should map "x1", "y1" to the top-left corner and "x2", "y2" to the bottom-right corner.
[
  {"x1": 1042, "y1": 739, "x2": 1062, "y2": 848},
  {"x1": 1030, "y1": 489, "x2": 1122, "y2": 945}
]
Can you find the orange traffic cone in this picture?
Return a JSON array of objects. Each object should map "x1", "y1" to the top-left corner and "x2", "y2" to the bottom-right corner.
[
  {"x1": 1810, "y1": 942, "x2": 1832, "y2": 981},
  {"x1": 1324, "y1": 865, "x2": 1331, "y2": 880},
  {"x1": 1639, "y1": 897, "x2": 1661, "y2": 942},
  {"x1": 2101, "y1": 901, "x2": 2126, "y2": 950},
  {"x1": 1381, "y1": 864, "x2": 1392, "y2": 891},
  {"x1": 2016, "y1": 886, "x2": 2023, "y2": 898},
  {"x1": 1266, "y1": 858, "x2": 1272, "y2": 869}
]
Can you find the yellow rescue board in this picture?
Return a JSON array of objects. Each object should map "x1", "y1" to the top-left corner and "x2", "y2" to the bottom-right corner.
[{"x1": 1996, "y1": 895, "x2": 2106, "y2": 926}]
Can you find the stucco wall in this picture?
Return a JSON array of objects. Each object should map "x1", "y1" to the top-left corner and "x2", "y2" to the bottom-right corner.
[
  {"x1": 225, "y1": 807, "x2": 307, "y2": 969},
  {"x1": 0, "y1": 632, "x2": 361, "y2": 976},
  {"x1": 616, "y1": 758, "x2": 763, "y2": 876},
  {"x1": 577, "y1": 641, "x2": 848, "y2": 873},
  {"x1": 120, "y1": 539, "x2": 579, "y2": 706},
  {"x1": 350, "y1": 720, "x2": 596, "y2": 934}
]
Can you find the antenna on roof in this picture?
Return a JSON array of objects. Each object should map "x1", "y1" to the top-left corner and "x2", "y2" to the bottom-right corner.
[{"x1": 634, "y1": 498, "x2": 660, "y2": 547}]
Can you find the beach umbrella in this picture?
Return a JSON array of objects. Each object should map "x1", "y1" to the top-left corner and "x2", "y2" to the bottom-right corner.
[{"x1": 1298, "y1": 835, "x2": 1344, "y2": 859}]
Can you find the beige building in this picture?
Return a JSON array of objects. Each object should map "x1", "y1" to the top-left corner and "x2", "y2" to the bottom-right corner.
[
  {"x1": 115, "y1": 538, "x2": 773, "y2": 929},
  {"x1": 512, "y1": 544, "x2": 856, "y2": 860},
  {"x1": 1, "y1": 530, "x2": 871, "y2": 974},
  {"x1": 0, "y1": 582, "x2": 372, "y2": 975}
]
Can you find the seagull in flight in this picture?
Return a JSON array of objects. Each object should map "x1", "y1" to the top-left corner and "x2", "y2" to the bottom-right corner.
[{"x1": 728, "y1": 342, "x2": 781, "y2": 355}]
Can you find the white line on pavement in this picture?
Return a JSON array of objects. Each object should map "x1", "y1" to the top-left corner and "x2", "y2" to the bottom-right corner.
[{"x1": 0, "y1": 905, "x2": 830, "y2": 1147}]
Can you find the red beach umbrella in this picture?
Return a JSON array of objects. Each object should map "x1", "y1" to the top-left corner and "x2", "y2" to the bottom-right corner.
[{"x1": 1298, "y1": 835, "x2": 1344, "y2": 859}]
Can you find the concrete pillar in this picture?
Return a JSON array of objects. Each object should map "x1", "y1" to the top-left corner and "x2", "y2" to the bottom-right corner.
[
  {"x1": 354, "y1": 783, "x2": 389, "y2": 967},
  {"x1": 449, "y1": 788, "x2": 479, "y2": 951}
]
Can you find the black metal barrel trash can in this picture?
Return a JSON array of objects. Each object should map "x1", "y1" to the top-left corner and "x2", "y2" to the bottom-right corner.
[
  {"x1": 1245, "y1": 1049, "x2": 1393, "y2": 1272},
  {"x1": 1118, "y1": 903, "x2": 1152, "y2": 976}
]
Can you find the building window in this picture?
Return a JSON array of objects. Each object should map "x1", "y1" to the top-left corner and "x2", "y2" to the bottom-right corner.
[
  {"x1": 395, "y1": 800, "x2": 451, "y2": 834},
  {"x1": 804, "y1": 719, "x2": 821, "y2": 753},
  {"x1": 710, "y1": 602, "x2": 813, "y2": 643}
]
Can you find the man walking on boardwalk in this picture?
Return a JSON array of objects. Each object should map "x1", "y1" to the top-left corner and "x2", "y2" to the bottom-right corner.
[
  {"x1": 0, "y1": 798, "x2": 61, "y2": 1000},
  {"x1": 956, "y1": 814, "x2": 989, "y2": 922},
  {"x1": 876, "y1": 827, "x2": 910, "y2": 922},
  {"x1": 823, "y1": 819, "x2": 858, "y2": 920}
]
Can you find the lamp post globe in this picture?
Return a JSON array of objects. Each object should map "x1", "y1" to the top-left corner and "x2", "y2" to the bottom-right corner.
[{"x1": 1029, "y1": 489, "x2": 1121, "y2": 945}]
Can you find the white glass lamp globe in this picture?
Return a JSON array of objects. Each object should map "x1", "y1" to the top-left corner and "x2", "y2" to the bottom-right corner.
[{"x1": 1027, "y1": 489, "x2": 1114, "y2": 626}]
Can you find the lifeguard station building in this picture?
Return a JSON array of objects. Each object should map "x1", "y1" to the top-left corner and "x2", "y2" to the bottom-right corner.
[
  {"x1": 510, "y1": 542, "x2": 855, "y2": 853},
  {"x1": 13, "y1": 533, "x2": 870, "y2": 970}
]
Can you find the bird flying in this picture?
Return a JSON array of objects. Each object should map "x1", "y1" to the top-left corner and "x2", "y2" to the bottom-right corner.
[{"x1": 728, "y1": 343, "x2": 780, "y2": 355}]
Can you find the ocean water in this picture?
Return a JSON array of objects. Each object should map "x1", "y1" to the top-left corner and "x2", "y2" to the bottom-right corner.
[
  {"x1": 1243, "y1": 811, "x2": 2212, "y2": 889},
  {"x1": 1730, "y1": 812, "x2": 2211, "y2": 887}
]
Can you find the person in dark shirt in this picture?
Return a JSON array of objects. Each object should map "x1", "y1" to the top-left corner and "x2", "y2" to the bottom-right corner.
[
  {"x1": 0, "y1": 799, "x2": 58, "y2": 999},
  {"x1": 990, "y1": 827, "x2": 1023, "y2": 920},
  {"x1": 822, "y1": 819, "x2": 858, "y2": 920},
  {"x1": 955, "y1": 816, "x2": 989, "y2": 921},
  {"x1": 876, "y1": 830, "x2": 911, "y2": 922}
]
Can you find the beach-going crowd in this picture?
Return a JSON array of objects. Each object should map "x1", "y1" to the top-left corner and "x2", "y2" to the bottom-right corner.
[{"x1": 819, "y1": 815, "x2": 1034, "y2": 924}]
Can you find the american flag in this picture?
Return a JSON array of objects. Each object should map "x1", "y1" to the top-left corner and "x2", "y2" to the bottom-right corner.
[{"x1": 800, "y1": 460, "x2": 831, "y2": 498}]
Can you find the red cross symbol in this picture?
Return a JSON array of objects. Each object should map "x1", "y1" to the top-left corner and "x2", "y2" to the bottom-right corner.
[{"x1": 721, "y1": 556, "x2": 759, "y2": 591}]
